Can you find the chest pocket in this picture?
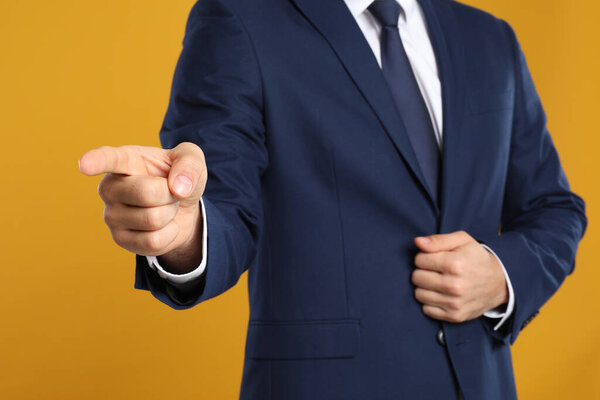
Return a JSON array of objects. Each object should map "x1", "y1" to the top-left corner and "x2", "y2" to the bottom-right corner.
[{"x1": 467, "y1": 89, "x2": 514, "y2": 115}]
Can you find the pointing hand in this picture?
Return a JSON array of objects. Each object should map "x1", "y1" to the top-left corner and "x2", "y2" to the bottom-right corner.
[{"x1": 79, "y1": 142, "x2": 207, "y2": 257}]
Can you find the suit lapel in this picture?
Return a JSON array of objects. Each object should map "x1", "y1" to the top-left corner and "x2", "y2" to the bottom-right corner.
[
  {"x1": 418, "y1": 0, "x2": 468, "y2": 228},
  {"x1": 291, "y1": 0, "x2": 437, "y2": 210}
]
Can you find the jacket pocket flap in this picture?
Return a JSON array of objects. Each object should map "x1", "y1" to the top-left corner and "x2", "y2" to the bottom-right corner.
[{"x1": 246, "y1": 319, "x2": 360, "y2": 360}]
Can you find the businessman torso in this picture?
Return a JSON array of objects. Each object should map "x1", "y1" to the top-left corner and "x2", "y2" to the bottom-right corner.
[{"x1": 135, "y1": 0, "x2": 587, "y2": 398}]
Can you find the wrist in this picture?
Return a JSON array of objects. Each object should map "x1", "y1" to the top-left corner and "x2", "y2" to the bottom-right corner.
[
  {"x1": 494, "y1": 271, "x2": 509, "y2": 308},
  {"x1": 490, "y1": 253, "x2": 509, "y2": 308},
  {"x1": 493, "y1": 284, "x2": 509, "y2": 310}
]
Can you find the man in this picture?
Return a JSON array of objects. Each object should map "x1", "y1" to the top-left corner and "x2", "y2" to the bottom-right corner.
[{"x1": 79, "y1": 0, "x2": 587, "y2": 398}]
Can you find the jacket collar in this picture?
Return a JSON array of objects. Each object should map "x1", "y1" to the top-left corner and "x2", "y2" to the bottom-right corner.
[
  {"x1": 344, "y1": 0, "x2": 417, "y2": 22},
  {"x1": 290, "y1": 0, "x2": 467, "y2": 214}
]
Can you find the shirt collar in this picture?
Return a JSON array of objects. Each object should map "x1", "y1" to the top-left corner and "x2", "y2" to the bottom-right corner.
[{"x1": 345, "y1": 0, "x2": 416, "y2": 23}]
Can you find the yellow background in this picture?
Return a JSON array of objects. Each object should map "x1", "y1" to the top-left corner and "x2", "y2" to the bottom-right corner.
[{"x1": 1, "y1": 0, "x2": 598, "y2": 398}]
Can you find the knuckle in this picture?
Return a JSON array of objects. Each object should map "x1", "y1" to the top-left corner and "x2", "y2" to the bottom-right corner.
[
  {"x1": 448, "y1": 259, "x2": 464, "y2": 275},
  {"x1": 138, "y1": 182, "x2": 158, "y2": 204},
  {"x1": 182, "y1": 142, "x2": 204, "y2": 156},
  {"x1": 103, "y1": 206, "x2": 116, "y2": 227},
  {"x1": 144, "y1": 207, "x2": 165, "y2": 230},
  {"x1": 444, "y1": 279, "x2": 463, "y2": 296},
  {"x1": 176, "y1": 142, "x2": 205, "y2": 165},
  {"x1": 97, "y1": 177, "x2": 112, "y2": 201},
  {"x1": 117, "y1": 148, "x2": 130, "y2": 170},
  {"x1": 414, "y1": 287, "x2": 423, "y2": 301},
  {"x1": 176, "y1": 142, "x2": 193, "y2": 151},
  {"x1": 142, "y1": 232, "x2": 164, "y2": 253},
  {"x1": 453, "y1": 282, "x2": 464, "y2": 296},
  {"x1": 447, "y1": 314, "x2": 460, "y2": 323},
  {"x1": 180, "y1": 151, "x2": 206, "y2": 172},
  {"x1": 411, "y1": 270, "x2": 422, "y2": 285},
  {"x1": 447, "y1": 311, "x2": 464, "y2": 323},
  {"x1": 110, "y1": 230, "x2": 127, "y2": 247},
  {"x1": 414, "y1": 253, "x2": 424, "y2": 268},
  {"x1": 181, "y1": 158, "x2": 205, "y2": 176},
  {"x1": 447, "y1": 298, "x2": 461, "y2": 312}
]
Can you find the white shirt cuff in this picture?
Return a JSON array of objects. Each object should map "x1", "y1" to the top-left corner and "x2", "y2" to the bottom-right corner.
[
  {"x1": 481, "y1": 244, "x2": 515, "y2": 330},
  {"x1": 145, "y1": 197, "x2": 208, "y2": 285}
]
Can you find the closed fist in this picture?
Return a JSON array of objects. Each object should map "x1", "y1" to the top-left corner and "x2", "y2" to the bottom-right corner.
[
  {"x1": 79, "y1": 142, "x2": 207, "y2": 257},
  {"x1": 411, "y1": 231, "x2": 509, "y2": 323}
]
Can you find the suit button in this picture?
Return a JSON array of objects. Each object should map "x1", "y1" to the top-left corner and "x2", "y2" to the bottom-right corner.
[{"x1": 436, "y1": 329, "x2": 446, "y2": 346}]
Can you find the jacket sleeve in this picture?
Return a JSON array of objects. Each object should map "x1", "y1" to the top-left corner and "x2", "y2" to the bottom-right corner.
[
  {"x1": 134, "y1": 0, "x2": 267, "y2": 310},
  {"x1": 481, "y1": 21, "x2": 587, "y2": 344}
]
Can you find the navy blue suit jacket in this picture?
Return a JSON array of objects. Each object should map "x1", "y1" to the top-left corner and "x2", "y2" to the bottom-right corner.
[{"x1": 134, "y1": 0, "x2": 587, "y2": 398}]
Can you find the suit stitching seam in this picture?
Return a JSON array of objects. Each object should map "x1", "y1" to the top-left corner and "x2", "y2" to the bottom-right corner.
[
  {"x1": 220, "y1": 0, "x2": 266, "y2": 123},
  {"x1": 500, "y1": 19, "x2": 523, "y2": 344},
  {"x1": 331, "y1": 147, "x2": 351, "y2": 317}
]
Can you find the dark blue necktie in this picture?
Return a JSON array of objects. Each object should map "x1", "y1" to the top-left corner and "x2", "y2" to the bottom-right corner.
[{"x1": 368, "y1": 0, "x2": 441, "y2": 202}]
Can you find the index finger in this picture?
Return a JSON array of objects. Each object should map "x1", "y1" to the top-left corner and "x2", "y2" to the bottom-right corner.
[
  {"x1": 414, "y1": 251, "x2": 449, "y2": 273},
  {"x1": 79, "y1": 146, "x2": 132, "y2": 176},
  {"x1": 79, "y1": 145, "x2": 168, "y2": 176},
  {"x1": 414, "y1": 231, "x2": 473, "y2": 253}
]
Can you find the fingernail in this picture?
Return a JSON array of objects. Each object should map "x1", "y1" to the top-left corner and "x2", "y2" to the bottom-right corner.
[{"x1": 173, "y1": 175, "x2": 193, "y2": 197}]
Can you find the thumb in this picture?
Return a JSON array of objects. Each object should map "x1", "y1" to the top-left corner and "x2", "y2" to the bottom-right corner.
[
  {"x1": 167, "y1": 142, "x2": 207, "y2": 203},
  {"x1": 414, "y1": 230, "x2": 473, "y2": 253}
]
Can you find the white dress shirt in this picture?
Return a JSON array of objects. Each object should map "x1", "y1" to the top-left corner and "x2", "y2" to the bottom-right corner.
[{"x1": 147, "y1": 0, "x2": 514, "y2": 330}]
